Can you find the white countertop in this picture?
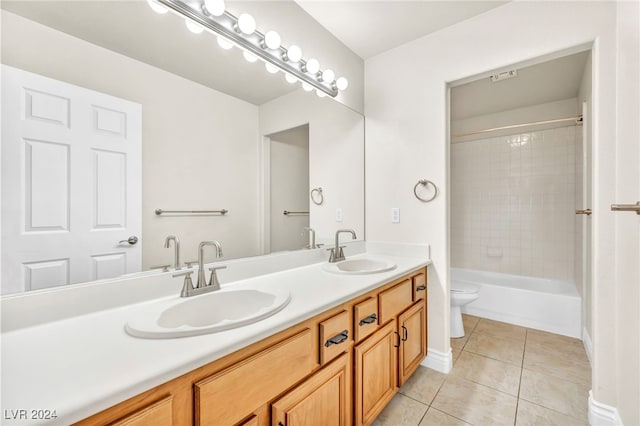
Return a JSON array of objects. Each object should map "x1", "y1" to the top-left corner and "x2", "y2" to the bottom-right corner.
[{"x1": 1, "y1": 244, "x2": 429, "y2": 425}]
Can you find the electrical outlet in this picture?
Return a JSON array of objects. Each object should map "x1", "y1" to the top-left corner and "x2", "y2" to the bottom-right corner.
[
  {"x1": 391, "y1": 208, "x2": 400, "y2": 223},
  {"x1": 335, "y1": 208, "x2": 343, "y2": 222}
]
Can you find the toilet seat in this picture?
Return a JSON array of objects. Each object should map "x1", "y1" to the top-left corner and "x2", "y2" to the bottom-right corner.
[{"x1": 451, "y1": 281, "x2": 479, "y2": 294}]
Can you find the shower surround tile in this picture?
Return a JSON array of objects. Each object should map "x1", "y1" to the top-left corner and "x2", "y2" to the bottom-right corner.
[{"x1": 451, "y1": 126, "x2": 578, "y2": 282}]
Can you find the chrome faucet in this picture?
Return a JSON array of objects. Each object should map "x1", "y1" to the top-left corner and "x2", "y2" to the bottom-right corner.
[
  {"x1": 163, "y1": 235, "x2": 181, "y2": 270},
  {"x1": 173, "y1": 240, "x2": 225, "y2": 297},
  {"x1": 303, "y1": 227, "x2": 317, "y2": 249},
  {"x1": 328, "y1": 229, "x2": 357, "y2": 263}
]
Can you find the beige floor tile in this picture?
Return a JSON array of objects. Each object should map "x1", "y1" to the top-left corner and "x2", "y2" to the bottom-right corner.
[
  {"x1": 519, "y1": 368, "x2": 589, "y2": 421},
  {"x1": 526, "y1": 329, "x2": 584, "y2": 349},
  {"x1": 451, "y1": 334, "x2": 470, "y2": 349},
  {"x1": 462, "y1": 314, "x2": 480, "y2": 333},
  {"x1": 451, "y1": 351, "x2": 521, "y2": 395},
  {"x1": 431, "y1": 376, "x2": 518, "y2": 426},
  {"x1": 465, "y1": 332, "x2": 525, "y2": 366},
  {"x1": 475, "y1": 318, "x2": 527, "y2": 343},
  {"x1": 524, "y1": 343, "x2": 591, "y2": 386},
  {"x1": 452, "y1": 346, "x2": 462, "y2": 365},
  {"x1": 419, "y1": 407, "x2": 471, "y2": 426},
  {"x1": 526, "y1": 330, "x2": 590, "y2": 364},
  {"x1": 399, "y1": 366, "x2": 447, "y2": 405},
  {"x1": 516, "y1": 400, "x2": 588, "y2": 426},
  {"x1": 372, "y1": 393, "x2": 428, "y2": 426}
]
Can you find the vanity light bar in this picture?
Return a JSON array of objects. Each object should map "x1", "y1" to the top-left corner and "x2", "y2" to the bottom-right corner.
[{"x1": 154, "y1": 0, "x2": 340, "y2": 97}]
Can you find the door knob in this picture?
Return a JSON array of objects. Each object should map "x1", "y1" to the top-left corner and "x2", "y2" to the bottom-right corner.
[
  {"x1": 119, "y1": 236, "x2": 139, "y2": 245},
  {"x1": 611, "y1": 201, "x2": 640, "y2": 215},
  {"x1": 576, "y1": 209, "x2": 592, "y2": 216}
]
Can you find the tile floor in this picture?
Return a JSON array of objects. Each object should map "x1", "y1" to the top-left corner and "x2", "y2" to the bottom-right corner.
[{"x1": 373, "y1": 315, "x2": 591, "y2": 426}]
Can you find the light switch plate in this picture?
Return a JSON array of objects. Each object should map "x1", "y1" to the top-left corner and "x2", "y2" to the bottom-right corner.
[
  {"x1": 391, "y1": 208, "x2": 400, "y2": 223},
  {"x1": 336, "y1": 208, "x2": 343, "y2": 222}
]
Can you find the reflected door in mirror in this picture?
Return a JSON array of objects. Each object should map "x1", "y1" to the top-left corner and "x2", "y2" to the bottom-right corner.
[{"x1": 1, "y1": 65, "x2": 142, "y2": 295}]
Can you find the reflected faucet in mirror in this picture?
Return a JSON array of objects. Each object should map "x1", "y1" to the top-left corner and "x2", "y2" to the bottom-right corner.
[
  {"x1": 329, "y1": 229, "x2": 357, "y2": 263},
  {"x1": 164, "y1": 235, "x2": 182, "y2": 270},
  {"x1": 303, "y1": 227, "x2": 317, "y2": 249}
]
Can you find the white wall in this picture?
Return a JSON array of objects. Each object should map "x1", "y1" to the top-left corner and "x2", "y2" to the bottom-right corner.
[
  {"x1": 364, "y1": 1, "x2": 633, "y2": 417},
  {"x1": 259, "y1": 90, "x2": 365, "y2": 245},
  {"x1": 451, "y1": 123, "x2": 579, "y2": 283},
  {"x1": 2, "y1": 11, "x2": 261, "y2": 269}
]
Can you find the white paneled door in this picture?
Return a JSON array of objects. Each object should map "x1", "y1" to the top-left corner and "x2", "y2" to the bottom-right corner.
[{"x1": 1, "y1": 65, "x2": 141, "y2": 294}]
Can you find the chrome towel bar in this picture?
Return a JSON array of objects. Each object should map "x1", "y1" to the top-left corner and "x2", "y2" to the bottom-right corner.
[
  {"x1": 283, "y1": 210, "x2": 309, "y2": 216},
  {"x1": 155, "y1": 209, "x2": 228, "y2": 215}
]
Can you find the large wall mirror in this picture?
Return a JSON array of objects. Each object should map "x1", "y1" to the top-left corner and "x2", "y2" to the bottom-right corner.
[{"x1": 0, "y1": 1, "x2": 364, "y2": 295}]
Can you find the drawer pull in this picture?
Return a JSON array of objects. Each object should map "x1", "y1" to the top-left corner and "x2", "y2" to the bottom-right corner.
[
  {"x1": 359, "y1": 313, "x2": 377, "y2": 326},
  {"x1": 324, "y1": 330, "x2": 349, "y2": 347},
  {"x1": 394, "y1": 331, "x2": 401, "y2": 348},
  {"x1": 401, "y1": 325, "x2": 408, "y2": 341},
  {"x1": 416, "y1": 285, "x2": 426, "y2": 291}
]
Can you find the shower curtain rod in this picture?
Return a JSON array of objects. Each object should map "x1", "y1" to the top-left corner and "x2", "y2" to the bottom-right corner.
[{"x1": 452, "y1": 114, "x2": 583, "y2": 139}]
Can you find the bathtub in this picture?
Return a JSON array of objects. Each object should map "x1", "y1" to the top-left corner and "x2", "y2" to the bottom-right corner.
[{"x1": 451, "y1": 268, "x2": 581, "y2": 338}]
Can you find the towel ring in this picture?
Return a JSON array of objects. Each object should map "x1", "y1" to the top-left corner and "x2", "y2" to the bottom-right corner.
[
  {"x1": 310, "y1": 187, "x2": 324, "y2": 205},
  {"x1": 413, "y1": 179, "x2": 438, "y2": 202}
]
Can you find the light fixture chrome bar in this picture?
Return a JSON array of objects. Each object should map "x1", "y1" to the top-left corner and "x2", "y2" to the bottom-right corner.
[{"x1": 155, "y1": 0, "x2": 338, "y2": 97}]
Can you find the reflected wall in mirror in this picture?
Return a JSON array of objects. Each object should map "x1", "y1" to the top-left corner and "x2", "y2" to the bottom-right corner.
[{"x1": 0, "y1": 1, "x2": 364, "y2": 295}]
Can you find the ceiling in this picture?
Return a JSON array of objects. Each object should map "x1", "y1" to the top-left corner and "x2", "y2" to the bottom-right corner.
[
  {"x1": 296, "y1": 1, "x2": 508, "y2": 59},
  {"x1": 451, "y1": 50, "x2": 590, "y2": 120}
]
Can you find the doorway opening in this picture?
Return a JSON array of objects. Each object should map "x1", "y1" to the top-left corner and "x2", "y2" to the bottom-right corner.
[{"x1": 263, "y1": 124, "x2": 310, "y2": 253}]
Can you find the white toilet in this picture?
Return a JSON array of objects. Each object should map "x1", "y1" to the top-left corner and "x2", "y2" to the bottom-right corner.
[{"x1": 450, "y1": 281, "x2": 480, "y2": 338}]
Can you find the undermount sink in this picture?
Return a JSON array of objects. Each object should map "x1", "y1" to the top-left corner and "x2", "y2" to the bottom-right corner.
[
  {"x1": 322, "y1": 257, "x2": 397, "y2": 275},
  {"x1": 125, "y1": 287, "x2": 291, "y2": 339}
]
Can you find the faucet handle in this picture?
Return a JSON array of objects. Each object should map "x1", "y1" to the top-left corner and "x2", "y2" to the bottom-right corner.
[
  {"x1": 150, "y1": 264, "x2": 171, "y2": 272},
  {"x1": 184, "y1": 260, "x2": 198, "y2": 268},
  {"x1": 173, "y1": 269, "x2": 195, "y2": 297},
  {"x1": 208, "y1": 266, "x2": 226, "y2": 291}
]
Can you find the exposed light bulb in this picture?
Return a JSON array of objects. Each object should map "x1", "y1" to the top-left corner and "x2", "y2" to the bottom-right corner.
[
  {"x1": 203, "y1": 0, "x2": 225, "y2": 16},
  {"x1": 316, "y1": 89, "x2": 327, "y2": 98},
  {"x1": 286, "y1": 45, "x2": 302, "y2": 62},
  {"x1": 265, "y1": 63, "x2": 279, "y2": 74},
  {"x1": 285, "y1": 74, "x2": 298, "y2": 84},
  {"x1": 237, "y1": 13, "x2": 256, "y2": 34},
  {"x1": 185, "y1": 19, "x2": 204, "y2": 34},
  {"x1": 302, "y1": 82, "x2": 313, "y2": 92},
  {"x1": 147, "y1": 0, "x2": 168, "y2": 14},
  {"x1": 336, "y1": 77, "x2": 349, "y2": 91},
  {"x1": 217, "y1": 37, "x2": 233, "y2": 50},
  {"x1": 243, "y1": 51, "x2": 258, "y2": 63},
  {"x1": 322, "y1": 69, "x2": 335, "y2": 83},
  {"x1": 264, "y1": 31, "x2": 281, "y2": 50},
  {"x1": 305, "y1": 58, "x2": 320, "y2": 74}
]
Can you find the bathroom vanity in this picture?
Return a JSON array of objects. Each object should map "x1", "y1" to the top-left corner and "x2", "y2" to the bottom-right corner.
[{"x1": 1, "y1": 246, "x2": 429, "y2": 426}]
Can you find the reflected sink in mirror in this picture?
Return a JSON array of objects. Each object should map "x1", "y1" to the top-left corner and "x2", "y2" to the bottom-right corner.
[
  {"x1": 126, "y1": 288, "x2": 291, "y2": 339},
  {"x1": 322, "y1": 258, "x2": 397, "y2": 275}
]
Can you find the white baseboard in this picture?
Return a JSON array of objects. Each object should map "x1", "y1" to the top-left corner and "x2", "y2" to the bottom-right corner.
[
  {"x1": 583, "y1": 327, "x2": 593, "y2": 366},
  {"x1": 589, "y1": 391, "x2": 622, "y2": 426},
  {"x1": 421, "y1": 347, "x2": 452, "y2": 374}
]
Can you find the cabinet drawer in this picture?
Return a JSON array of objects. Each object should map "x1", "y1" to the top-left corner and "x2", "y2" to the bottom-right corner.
[
  {"x1": 353, "y1": 298, "x2": 378, "y2": 343},
  {"x1": 412, "y1": 273, "x2": 427, "y2": 301},
  {"x1": 112, "y1": 396, "x2": 173, "y2": 426},
  {"x1": 378, "y1": 279, "x2": 413, "y2": 324},
  {"x1": 195, "y1": 328, "x2": 315, "y2": 426},
  {"x1": 319, "y1": 310, "x2": 351, "y2": 365}
]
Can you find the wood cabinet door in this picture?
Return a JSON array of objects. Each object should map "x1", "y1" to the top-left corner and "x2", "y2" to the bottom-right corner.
[
  {"x1": 398, "y1": 302, "x2": 427, "y2": 386},
  {"x1": 272, "y1": 353, "x2": 351, "y2": 426},
  {"x1": 354, "y1": 320, "x2": 398, "y2": 426}
]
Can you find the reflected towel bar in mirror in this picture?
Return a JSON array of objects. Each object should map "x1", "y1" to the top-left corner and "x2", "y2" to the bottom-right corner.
[
  {"x1": 155, "y1": 209, "x2": 229, "y2": 215},
  {"x1": 283, "y1": 210, "x2": 309, "y2": 216}
]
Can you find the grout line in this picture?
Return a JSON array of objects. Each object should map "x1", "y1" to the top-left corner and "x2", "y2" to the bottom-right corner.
[{"x1": 514, "y1": 328, "x2": 528, "y2": 426}]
